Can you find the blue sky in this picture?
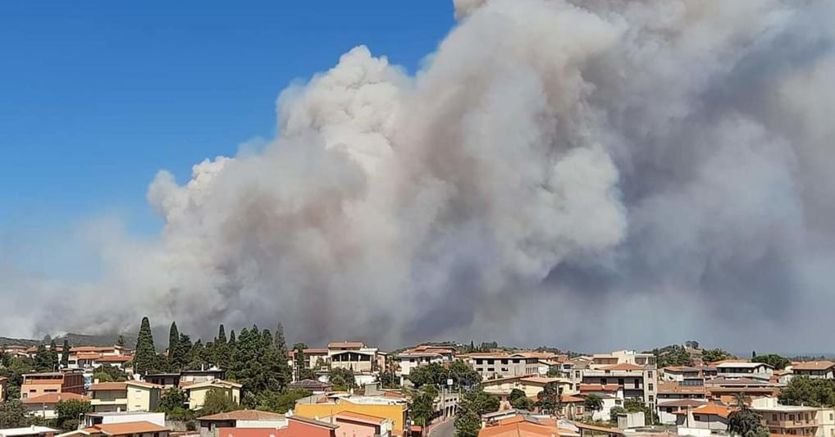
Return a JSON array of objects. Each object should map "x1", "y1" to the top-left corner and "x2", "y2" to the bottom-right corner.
[{"x1": 0, "y1": 1, "x2": 454, "y2": 275}]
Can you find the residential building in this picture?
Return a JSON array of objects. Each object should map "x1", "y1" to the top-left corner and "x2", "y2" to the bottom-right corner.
[
  {"x1": 324, "y1": 412, "x2": 393, "y2": 437},
  {"x1": 20, "y1": 372, "x2": 85, "y2": 399},
  {"x1": 482, "y1": 375, "x2": 571, "y2": 400},
  {"x1": 581, "y1": 363, "x2": 658, "y2": 410},
  {"x1": 198, "y1": 410, "x2": 289, "y2": 437},
  {"x1": 464, "y1": 352, "x2": 552, "y2": 380},
  {"x1": 327, "y1": 342, "x2": 379, "y2": 373},
  {"x1": 216, "y1": 416, "x2": 339, "y2": 437},
  {"x1": 660, "y1": 367, "x2": 704, "y2": 385},
  {"x1": 142, "y1": 367, "x2": 225, "y2": 391},
  {"x1": 715, "y1": 362, "x2": 773, "y2": 381},
  {"x1": 792, "y1": 362, "x2": 835, "y2": 380},
  {"x1": 83, "y1": 412, "x2": 166, "y2": 429},
  {"x1": 80, "y1": 421, "x2": 170, "y2": 437},
  {"x1": 89, "y1": 383, "x2": 129, "y2": 413},
  {"x1": 289, "y1": 348, "x2": 329, "y2": 371},
  {"x1": 183, "y1": 380, "x2": 242, "y2": 410},
  {"x1": 478, "y1": 414, "x2": 562, "y2": 437},
  {"x1": 752, "y1": 403, "x2": 820, "y2": 437},
  {"x1": 817, "y1": 407, "x2": 835, "y2": 437},
  {"x1": 0, "y1": 427, "x2": 59, "y2": 437},
  {"x1": 674, "y1": 404, "x2": 730, "y2": 432},
  {"x1": 704, "y1": 377, "x2": 780, "y2": 400},
  {"x1": 295, "y1": 395, "x2": 408, "y2": 435},
  {"x1": 656, "y1": 399, "x2": 708, "y2": 425},
  {"x1": 23, "y1": 393, "x2": 89, "y2": 419}
]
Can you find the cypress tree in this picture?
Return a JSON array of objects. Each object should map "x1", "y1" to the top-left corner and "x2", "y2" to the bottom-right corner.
[
  {"x1": 48, "y1": 339, "x2": 59, "y2": 370},
  {"x1": 168, "y1": 322, "x2": 180, "y2": 363},
  {"x1": 134, "y1": 316, "x2": 157, "y2": 375},
  {"x1": 217, "y1": 325, "x2": 227, "y2": 344},
  {"x1": 61, "y1": 339, "x2": 70, "y2": 368}
]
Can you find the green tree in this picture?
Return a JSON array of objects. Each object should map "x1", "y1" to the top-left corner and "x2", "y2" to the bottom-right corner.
[
  {"x1": 293, "y1": 345, "x2": 316, "y2": 381},
  {"x1": 329, "y1": 367, "x2": 357, "y2": 390},
  {"x1": 34, "y1": 344, "x2": 55, "y2": 371},
  {"x1": 584, "y1": 394, "x2": 604, "y2": 416},
  {"x1": 168, "y1": 322, "x2": 181, "y2": 369},
  {"x1": 213, "y1": 325, "x2": 229, "y2": 369},
  {"x1": 455, "y1": 388, "x2": 499, "y2": 437},
  {"x1": 752, "y1": 354, "x2": 791, "y2": 370},
  {"x1": 780, "y1": 377, "x2": 835, "y2": 407},
  {"x1": 272, "y1": 323, "x2": 293, "y2": 388},
  {"x1": 256, "y1": 389, "x2": 312, "y2": 413},
  {"x1": 157, "y1": 388, "x2": 188, "y2": 411},
  {"x1": 61, "y1": 339, "x2": 70, "y2": 369},
  {"x1": 0, "y1": 400, "x2": 30, "y2": 428},
  {"x1": 201, "y1": 388, "x2": 237, "y2": 415},
  {"x1": 448, "y1": 360, "x2": 482, "y2": 388},
  {"x1": 408, "y1": 362, "x2": 448, "y2": 388},
  {"x1": 55, "y1": 399, "x2": 92, "y2": 431},
  {"x1": 535, "y1": 382, "x2": 561, "y2": 414},
  {"x1": 649, "y1": 345, "x2": 693, "y2": 368},
  {"x1": 509, "y1": 388, "x2": 534, "y2": 410},
  {"x1": 134, "y1": 316, "x2": 158, "y2": 375},
  {"x1": 728, "y1": 399, "x2": 768, "y2": 437},
  {"x1": 93, "y1": 363, "x2": 128, "y2": 382},
  {"x1": 623, "y1": 399, "x2": 658, "y2": 424},
  {"x1": 378, "y1": 370, "x2": 399, "y2": 389},
  {"x1": 409, "y1": 387, "x2": 437, "y2": 426},
  {"x1": 702, "y1": 348, "x2": 735, "y2": 363},
  {"x1": 609, "y1": 406, "x2": 627, "y2": 423}
]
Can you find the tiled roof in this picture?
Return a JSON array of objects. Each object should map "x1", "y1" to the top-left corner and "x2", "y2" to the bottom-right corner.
[
  {"x1": 22, "y1": 392, "x2": 89, "y2": 404},
  {"x1": 288, "y1": 415, "x2": 340, "y2": 430},
  {"x1": 601, "y1": 363, "x2": 645, "y2": 371},
  {"x1": 792, "y1": 361, "x2": 835, "y2": 371},
  {"x1": 97, "y1": 355, "x2": 133, "y2": 363},
  {"x1": 328, "y1": 341, "x2": 365, "y2": 349},
  {"x1": 480, "y1": 415, "x2": 558, "y2": 437},
  {"x1": 678, "y1": 404, "x2": 731, "y2": 419},
  {"x1": 335, "y1": 411, "x2": 387, "y2": 424},
  {"x1": 90, "y1": 382, "x2": 127, "y2": 391},
  {"x1": 198, "y1": 409, "x2": 285, "y2": 421},
  {"x1": 579, "y1": 384, "x2": 619, "y2": 392},
  {"x1": 657, "y1": 382, "x2": 707, "y2": 394},
  {"x1": 84, "y1": 421, "x2": 170, "y2": 435},
  {"x1": 520, "y1": 377, "x2": 563, "y2": 385},
  {"x1": 657, "y1": 399, "x2": 708, "y2": 408}
]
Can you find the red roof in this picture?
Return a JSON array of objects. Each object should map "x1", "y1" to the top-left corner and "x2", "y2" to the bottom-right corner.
[
  {"x1": 22, "y1": 392, "x2": 89, "y2": 404},
  {"x1": 601, "y1": 363, "x2": 645, "y2": 371},
  {"x1": 335, "y1": 411, "x2": 387, "y2": 425},
  {"x1": 84, "y1": 421, "x2": 170, "y2": 435},
  {"x1": 90, "y1": 382, "x2": 127, "y2": 391}
]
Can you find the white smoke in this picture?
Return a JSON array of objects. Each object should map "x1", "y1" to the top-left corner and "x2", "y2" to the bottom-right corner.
[{"x1": 8, "y1": 0, "x2": 835, "y2": 350}]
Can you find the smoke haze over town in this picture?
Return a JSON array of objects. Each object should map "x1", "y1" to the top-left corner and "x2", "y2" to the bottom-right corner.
[{"x1": 2, "y1": 0, "x2": 835, "y2": 353}]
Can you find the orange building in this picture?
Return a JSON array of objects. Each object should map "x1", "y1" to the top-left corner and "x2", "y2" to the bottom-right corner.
[{"x1": 20, "y1": 372, "x2": 85, "y2": 399}]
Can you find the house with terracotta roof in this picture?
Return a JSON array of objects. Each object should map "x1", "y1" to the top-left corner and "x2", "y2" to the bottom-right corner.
[
  {"x1": 478, "y1": 414, "x2": 560, "y2": 437},
  {"x1": 197, "y1": 410, "x2": 289, "y2": 437},
  {"x1": 294, "y1": 395, "x2": 408, "y2": 436},
  {"x1": 394, "y1": 346, "x2": 454, "y2": 382},
  {"x1": 322, "y1": 411, "x2": 393, "y2": 437},
  {"x1": 23, "y1": 393, "x2": 89, "y2": 419},
  {"x1": 674, "y1": 404, "x2": 730, "y2": 432},
  {"x1": 79, "y1": 420, "x2": 170, "y2": 437},
  {"x1": 791, "y1": 361, "x2": 835, "y2": 380},
  {"x1": 20, "y1": 372, "x2": 85, "y2": 400},
  {"x1": 216, "y1": 416, "x2": 338, "y2": 437}
]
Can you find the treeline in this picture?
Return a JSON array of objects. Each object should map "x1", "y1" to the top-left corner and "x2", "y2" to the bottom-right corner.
[{"x1": 132, "y1": 317, "x2": 297, "y2": 408}]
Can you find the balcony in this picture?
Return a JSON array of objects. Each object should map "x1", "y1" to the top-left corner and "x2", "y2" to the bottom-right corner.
[{"x1": 766, "y1": 420, "x2": 818, "y2": 428}]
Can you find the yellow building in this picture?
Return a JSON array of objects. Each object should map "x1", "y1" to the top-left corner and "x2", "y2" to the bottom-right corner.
[
  {"x1": 126, "y1": 381, "x2": 162, "y2": 412},
  {"x1": 184, "y1": 380, "x2": 241, "y2": 410},
  {"x1": 295, "y1": 397, "x2": 408, "y2": 435}
]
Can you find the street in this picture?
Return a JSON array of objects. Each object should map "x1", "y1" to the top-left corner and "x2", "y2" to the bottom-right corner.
[{"x1": 428, "y1": 418, "x2": 456, "y2": 437}]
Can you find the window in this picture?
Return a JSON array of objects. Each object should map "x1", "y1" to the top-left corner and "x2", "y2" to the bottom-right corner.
[
  {"x1": 648, "y1": 371, "x2": 653, "y2": 378},
  {"x1": 649, "y1": 383, "x2": 654, "y2": 391},
  {"x1": 695, "y1": 415, "x2": 702, "y2": 421},
  {"x1": 649, "y1": 395, "x2": 654, "y2": 402}
]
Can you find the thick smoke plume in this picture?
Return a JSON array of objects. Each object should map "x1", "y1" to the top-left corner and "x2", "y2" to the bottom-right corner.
[{"x1": 8, "y1": 0, "x2": 835, "y2": 351}]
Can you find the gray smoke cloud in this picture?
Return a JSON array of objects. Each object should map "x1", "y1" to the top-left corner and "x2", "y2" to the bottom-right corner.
[{"x1": 6, "y1": 0, "x2": 835, "y2": 352}]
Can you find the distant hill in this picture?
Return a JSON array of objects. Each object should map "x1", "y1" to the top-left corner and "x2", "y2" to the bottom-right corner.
[{"x1": 0, "y1": 332, "x2": 137, "y2": 348}]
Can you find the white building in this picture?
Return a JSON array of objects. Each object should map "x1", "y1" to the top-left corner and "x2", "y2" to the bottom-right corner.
[{"x1": 715, "y1": 362, "x2": 773, "y2": 381}]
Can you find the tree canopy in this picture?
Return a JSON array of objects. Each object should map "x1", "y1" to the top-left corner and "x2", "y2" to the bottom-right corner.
[
  {"x1": 752, "y1": 354, "x2": 791, "y2": 370},
  {"x1": 134, "y1": 316, "x2": 158, "y2": 375},
  {"x1": 455, "y1": 388, "x2": 500, "y2": 437},
  {"x1": 780, "y1": 377, "x2": 835, "y2": 407},
  {"x1": 702, "y1": 348, "x2": 736, "y2": 363}
]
